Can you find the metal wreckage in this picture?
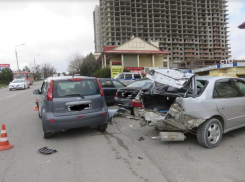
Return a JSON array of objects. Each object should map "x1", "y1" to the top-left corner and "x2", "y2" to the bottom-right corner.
[{"x1": 115, "y1": 69, "x2": 209, "y2": 142}]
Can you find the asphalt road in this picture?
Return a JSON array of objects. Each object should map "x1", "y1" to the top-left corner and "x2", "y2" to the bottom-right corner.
[{"x1": 0, "y1": 81, "x2": 244, "y2": 182}]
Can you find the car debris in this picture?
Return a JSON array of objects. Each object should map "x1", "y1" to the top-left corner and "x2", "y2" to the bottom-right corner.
[
  {"x1": 138, "y1": 136, "x2": 145, "y2": 141},
  {"x1": 38, "y1": 147, "x2": 57, "y2": 154}
]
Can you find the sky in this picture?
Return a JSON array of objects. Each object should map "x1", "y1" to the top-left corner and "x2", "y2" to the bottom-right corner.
[{"x1": 0, "y1": 0, "x2": 244, "y2": 73}]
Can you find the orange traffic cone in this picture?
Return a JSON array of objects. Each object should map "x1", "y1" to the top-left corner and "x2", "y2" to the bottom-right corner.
[
  {"x1": 0, "y1": 124, "x2": 14, "y2": 151},
  {"x1": 34, "y1": 99, "x2": 38, "y2": 111}
]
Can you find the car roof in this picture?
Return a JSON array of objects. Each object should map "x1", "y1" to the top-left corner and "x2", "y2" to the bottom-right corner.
[
  {"x1": 46, "y1": 76, "x2": 95, "y2": 81},
  {"x1": 197, "y1": 76, "x2": 239, "y2": 81}
]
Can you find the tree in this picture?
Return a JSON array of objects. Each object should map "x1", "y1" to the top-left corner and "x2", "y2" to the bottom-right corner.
[
  {"x1": 80, "y1": 53, "x2": 100, "y2": 76},
  {"x1": 0, "y1": 68, "x2": 13, "y2": 81},
  {"x1": 62, "y1": 72, "x2": 67, "y2": 76},
  {"x1": 41, "y1": 63, "x2": 57, "y2": 78},
  {"x1": 23, "y1": 66, "x2": 30, "y2": 72},
  {"x1": 67, "y1": 52, "x2": 84, "y2": 74}
]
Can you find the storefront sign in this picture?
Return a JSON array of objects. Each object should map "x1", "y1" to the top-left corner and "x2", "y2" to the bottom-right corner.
[
  {"x1": 111, "y1": 66, "x2": 123, "y2": 78},
  {"x1": 220, "y1": 64, "x2": 233, "y2": 68},
  {"x1": 112, "y1": 61, "x2": 122, "y2": 65},
  {"x1": 125, "y1": 67, "x2": 144, "y2": 71},
  {"x1": 220, "y1": 59, "x2": 233, "y2": 64}
]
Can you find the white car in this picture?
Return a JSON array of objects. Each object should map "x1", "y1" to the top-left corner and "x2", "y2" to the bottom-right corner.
[{"x1": 9, "y1": 79, "x2": 29, "y2": 91}]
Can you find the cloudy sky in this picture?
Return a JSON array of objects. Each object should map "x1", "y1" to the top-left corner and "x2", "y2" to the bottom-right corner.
[{"x1": 0, "y1": 0, "x2": 244, "y2": 73}]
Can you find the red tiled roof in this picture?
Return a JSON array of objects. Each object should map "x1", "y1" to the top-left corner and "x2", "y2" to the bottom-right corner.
[
  {"x1": 238, "y1": 22, "x2": 245, "y2": 29},
  {"x1": 104, "y1": 50, "x2": 169, "y2": 54},
  {"x1": 103, "y1": 46, "x2": 116, "y2": 51}
]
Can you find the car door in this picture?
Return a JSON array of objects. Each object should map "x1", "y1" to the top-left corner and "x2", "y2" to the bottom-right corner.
[
  {"x1": 101, "y1": 80, "x2": 115, "y2": 104},
  {"x1": 38, "y1": 81, "x2": 48, "y2": 115},
  {"x1": 213, "y1": 78, "x2": 245, "y2": 130}
]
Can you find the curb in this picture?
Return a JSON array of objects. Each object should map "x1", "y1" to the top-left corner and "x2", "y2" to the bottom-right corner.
[{"x1": 0, "y1": 87, "x2": 7, "y2": 89}]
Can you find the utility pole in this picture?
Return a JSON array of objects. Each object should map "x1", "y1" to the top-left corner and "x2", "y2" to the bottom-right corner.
[{"x1": 15, "y1": 44, "x2": 25, "y2": 72}]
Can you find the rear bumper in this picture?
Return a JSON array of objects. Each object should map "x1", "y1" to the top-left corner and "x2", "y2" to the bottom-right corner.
[
  {"x1": 115, "y1": 97, "x2": 133, "y2": 110},
  {"x1": 42, "y1": 110, "x2": 109, "y2": 132}
]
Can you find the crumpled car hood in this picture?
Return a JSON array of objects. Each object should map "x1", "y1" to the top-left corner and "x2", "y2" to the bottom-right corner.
[{"x1": 146, "y1": 69, "x2": 195, "y2": 89}]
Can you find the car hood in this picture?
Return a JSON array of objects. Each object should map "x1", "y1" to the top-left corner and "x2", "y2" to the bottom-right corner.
[
  {"x1": 146, "y1": 69, "x2": 195, "y2": 89},
  {"x1": 10, "y1": 82, "x2": 24, "y2": 85}
]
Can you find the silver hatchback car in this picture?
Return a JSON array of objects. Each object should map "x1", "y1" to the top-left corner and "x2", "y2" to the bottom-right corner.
[{"x1": 33, "y1": 76, "x2": 109, "y2": 138}]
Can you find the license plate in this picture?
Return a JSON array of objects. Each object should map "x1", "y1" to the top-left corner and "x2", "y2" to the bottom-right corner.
[{"x1": 68, "y1": 104, "x2": 91, "y2": 112}]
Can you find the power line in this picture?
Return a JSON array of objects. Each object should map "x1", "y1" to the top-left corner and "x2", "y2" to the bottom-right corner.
[{"x1": 0, "y1": 49, "x2": 30, "y2": 62}]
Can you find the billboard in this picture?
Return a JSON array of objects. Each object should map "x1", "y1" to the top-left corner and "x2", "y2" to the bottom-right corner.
[{"x1": 0, "y1": 64, "x2": 10, "y2": 72}]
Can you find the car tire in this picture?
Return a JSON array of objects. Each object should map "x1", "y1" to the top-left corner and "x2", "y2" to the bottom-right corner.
[
  {"x1": 24, "y1": 86, "x2": 26, "y2": 90},
  {"x1": 97, "y1": 123, "x2": 108, "y2": 131},
  {"x1": 9, "y1": 89, "x2": 12, "y2": 91},
  {"x1": 197, "y1": 118, "x2": 223, "y2": 149},
  {"x1": 44, "y1": 132, "x2": 52, "y2": 139}
]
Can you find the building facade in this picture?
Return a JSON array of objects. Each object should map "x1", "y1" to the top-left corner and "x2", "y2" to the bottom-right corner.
[
  {"x1": 97, "y1": 0, "x2": 231, "y2": 68},
  {"x1": 93, "y1": 5, "x2": 102, "y2": 53}
]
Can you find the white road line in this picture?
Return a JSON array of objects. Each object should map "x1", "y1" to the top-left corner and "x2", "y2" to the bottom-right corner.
[{"x1": 5, "y1": 94, "x2": 17, "y2": 99}]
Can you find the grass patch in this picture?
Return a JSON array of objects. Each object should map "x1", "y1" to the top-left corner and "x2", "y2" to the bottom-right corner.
[{"x1": 0, "y1": 84, "x2": 8, "y2": 88}]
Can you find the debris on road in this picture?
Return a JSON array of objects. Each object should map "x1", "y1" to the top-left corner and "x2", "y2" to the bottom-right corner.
[
  {"x1": 138, "y1": 157, "x2": 143, "y2": 160},
  {"x1": 129, "y1": 130, "x2": 140, "y2": 133},
  {"x1": 38, "y1": 147, "x2": 57, "y2": 154},
  {"x1": 138, "y1": 136, "x2": 145, "y2": 141}
]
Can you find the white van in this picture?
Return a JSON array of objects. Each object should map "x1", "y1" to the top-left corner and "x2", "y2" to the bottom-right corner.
[{"x1": 114, "y1": 72, "x2": 142, "y2": 85}]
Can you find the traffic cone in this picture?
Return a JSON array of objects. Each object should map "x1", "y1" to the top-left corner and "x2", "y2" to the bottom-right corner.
[
  {"x1": 34, "y1": 98, "x2": 38, "y2": 111},
  {"x1": 0, "y1": 124, "x2": 14, "y2": 151}
]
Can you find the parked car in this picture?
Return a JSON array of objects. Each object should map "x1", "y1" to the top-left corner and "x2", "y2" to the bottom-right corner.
[
  {"x1": 33, "y1": 76, "x2": 110, "y2": 138},
  {"x1": 98, "y1": 78, "x2": 126, "y2": 105},
  {"x1": 115, "y1": 79, "x2": 153, "y2": 113},
  {"x1": 9, "y1": 79, "x2": 29, "y2": 91},
  {"x1": 135, "y1": 69, "x2": 245, "y2": 148},
  {"x1": 114, "y1": 72, "x2": 142, "y2": 85}
]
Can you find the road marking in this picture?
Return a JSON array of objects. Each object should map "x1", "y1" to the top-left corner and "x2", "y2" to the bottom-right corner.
[{"x1": 5, "y1": 94, "x2": 17, "y2": 99}]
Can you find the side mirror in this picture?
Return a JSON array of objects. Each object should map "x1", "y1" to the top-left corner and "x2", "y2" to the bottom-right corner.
[{"x1": 33, "y1": 89, "x2": 41, "y2": 95}]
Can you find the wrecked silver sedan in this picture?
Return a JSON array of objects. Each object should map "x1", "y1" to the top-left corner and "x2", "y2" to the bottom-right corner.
[{"x1": 134, "y1": 69, "x2": 245, "y2": 148}]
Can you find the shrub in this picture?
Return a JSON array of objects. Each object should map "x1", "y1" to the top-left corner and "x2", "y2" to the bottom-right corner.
[{"x1": 93, "y1": 68, "x2": 111, "y2": 78}]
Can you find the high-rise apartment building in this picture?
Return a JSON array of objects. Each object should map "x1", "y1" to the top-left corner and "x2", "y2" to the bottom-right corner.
[
  {"x1": 93, "y1": 5, "x2": 102, "y2": 53},
  {"x1": 96, "y1": 0, "x2": 231, "y2": 68}
]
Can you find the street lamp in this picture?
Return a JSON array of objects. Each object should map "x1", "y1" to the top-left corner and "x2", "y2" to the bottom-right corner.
[{"x1": 15, "y1": 44, "x2": 25, "y2": 72}]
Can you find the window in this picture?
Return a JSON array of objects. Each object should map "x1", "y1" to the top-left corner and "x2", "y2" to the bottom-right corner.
[
  {"x1": 233, "y1": 80, "x2": 245, "y2": 96},
  {"x1": 213, "y1": 79, "x2": 239, "y2": 98},
  {"x1": 125, "y1": 74, "x2": 132, "y2": 79},
  {"x1": 118, "y1": 74, "x2": 124, "y2": 79},
  {"x1": 134, "y1": 74, "x2": 141, "y2": 79},
  {"x1": 112, "y1": 81, "x2": 124, "y2": 88},
  {"x1": 53, "y1": 80, "x2": 99, "y2": 97},
  {"x1": 101, "y1": 81, "x2": 114, "y2": 88}
]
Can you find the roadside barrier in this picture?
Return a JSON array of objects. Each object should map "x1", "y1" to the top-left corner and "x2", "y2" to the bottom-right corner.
[{"x1": 0, "y1": 124, "x2": 14, "y2": 151}]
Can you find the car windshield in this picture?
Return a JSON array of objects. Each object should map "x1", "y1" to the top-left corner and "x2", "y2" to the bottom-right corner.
[
  {"x1": 53, "y1": 79, "x2": 100, "y2": 98},
  {"x1": 12, "y1": 80, "x2": 24, "y2": 83},
  {"x1": 127, "y1": 79, "x2": 153, "y2": 89}
]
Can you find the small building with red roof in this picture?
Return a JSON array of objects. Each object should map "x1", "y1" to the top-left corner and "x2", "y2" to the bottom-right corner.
[{"x1": 97, "y1": 36, "x2": 169, "y2": 71}]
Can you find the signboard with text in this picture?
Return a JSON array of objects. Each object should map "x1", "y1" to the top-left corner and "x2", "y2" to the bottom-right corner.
[
  {"x1": 111, "y1": 66, "x2": 123, "y2": 78},
  {"x1": 0, "y1": 64, "x2": 10, "y2": 67}
]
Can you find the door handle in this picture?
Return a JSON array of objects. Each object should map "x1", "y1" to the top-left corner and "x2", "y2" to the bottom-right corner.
[{"x1": 221, "y1": 107, "x2": 227, "y2": 110}]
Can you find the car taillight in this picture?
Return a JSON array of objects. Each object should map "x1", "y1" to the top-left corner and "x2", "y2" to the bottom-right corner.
[
  {"x1": 131, "y1": 100, "x2": 142, "y2": 107},
  {"x1": 47, "y1": 80, "x2": 53, "y2": 101},
  {"x1": 95, "y1": 78, "x2": 104, "y2": 97},
  {"x1": 115, "y1": 92, "x2": 118, "y2": 98},
  {"x1": 70, "y1": 78, "x2": 82, "y2": 81}
]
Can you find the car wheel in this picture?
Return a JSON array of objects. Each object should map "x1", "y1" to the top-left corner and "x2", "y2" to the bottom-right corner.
[
  {"x1": 97, "y1": 123, "x2": 108, "y2": 131},
  {"x1": 197, "y1": 118, "x2": 223, "y2": 149},
  {"x1": 44, "y1": 132, "x2": 52, "y2": 139},
  {"x1": 9, "y1": 89, "x2": 12, "y2": 91},
  {"x1": 24, "y1": 86, "x2": 26, "y2": 90}
]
